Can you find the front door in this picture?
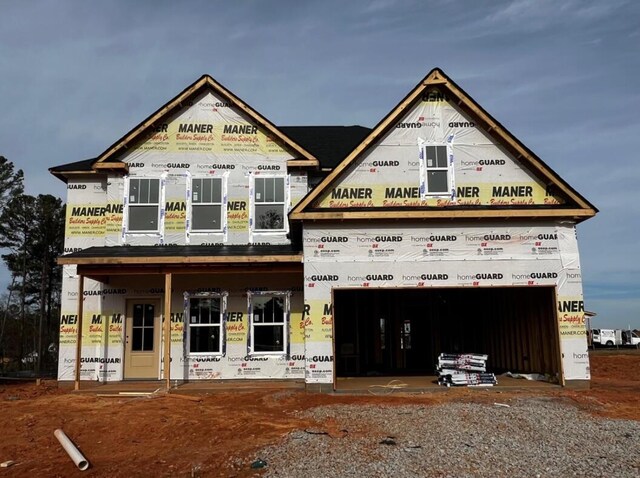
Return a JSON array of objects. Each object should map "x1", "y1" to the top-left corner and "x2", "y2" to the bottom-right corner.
[{"x1": 124, "y1": 300, "x2": 161, "y2": 379}]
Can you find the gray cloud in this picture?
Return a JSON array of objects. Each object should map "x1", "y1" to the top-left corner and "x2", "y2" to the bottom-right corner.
[{"x1": 1, "y1": 0, "x2": 639, "y2": 327}]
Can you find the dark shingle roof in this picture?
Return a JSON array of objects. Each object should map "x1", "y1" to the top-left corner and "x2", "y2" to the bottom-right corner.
[
  {"x1": 49, "y1": 158, "x2": 96, "y2": 173},
  {"x1": 279, "y1": 126, "x2": 371, "y2": 169},
  {"x1": 62, "y1": 243, "x2": 302, "y2": 259}
]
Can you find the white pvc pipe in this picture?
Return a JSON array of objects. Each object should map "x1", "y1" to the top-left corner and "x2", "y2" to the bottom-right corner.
[{"x1": 54, "y1": 429, "x2": 89, "y2": 471}]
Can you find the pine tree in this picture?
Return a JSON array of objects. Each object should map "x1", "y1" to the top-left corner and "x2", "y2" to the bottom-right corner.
[{"x1": 0, "y1": 157, "x2": 25, "y2": 371}]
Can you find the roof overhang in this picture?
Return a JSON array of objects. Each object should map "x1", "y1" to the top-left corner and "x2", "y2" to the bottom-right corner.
[
  {"x1": 291, "y1": 208, "x2": 595, "y2": 222},
  {"x1": 58, "y1": 245, "x2": 303, "y2": 282}
]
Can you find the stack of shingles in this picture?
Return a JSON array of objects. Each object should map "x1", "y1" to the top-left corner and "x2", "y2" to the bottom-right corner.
[{"x1": 436, "y1": 353, "x2": 497, "y2": 387}]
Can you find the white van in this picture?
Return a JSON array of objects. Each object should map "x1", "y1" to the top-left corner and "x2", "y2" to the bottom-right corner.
[
  {"x1": 591, "y1": 329, "x2": 621, "y2": 346},
  {"x1": 621, "y1": 330, "x2": 640, "y2": 347},
  {"x1": 592, "y1": 329, "x2": 640, "y2": 347}
]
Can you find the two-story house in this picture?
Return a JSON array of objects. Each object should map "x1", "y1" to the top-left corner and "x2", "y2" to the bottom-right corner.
[{"x1": 51, "y1": 68, "x2": 596, "y2": 391}]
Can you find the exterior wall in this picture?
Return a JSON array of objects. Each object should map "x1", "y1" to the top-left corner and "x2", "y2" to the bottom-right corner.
[
  {"x1": 314, "y1": 89, "x2": 564, "y2": 208},
  {"x1": 64, "y1": 90, "x2": 311, "y2": 251},
  {"x1": 58, "y1": 88, "x2": 311, "y2": 381},
  {"x1": 112, "y1": 90, "x2": 301, "y2": 246},
  {"x1": 64, "y1": 177, "x2": 108, "y2": 253},
  {"x1": 302, "y1": 221, "x2": 589, "y2": 384},
  {"x1": 57, "y1": 83, "x2": 591, "y2": 386},
  {"x1": 57, "y1": 272, "x2": 305, "y2": 381}
]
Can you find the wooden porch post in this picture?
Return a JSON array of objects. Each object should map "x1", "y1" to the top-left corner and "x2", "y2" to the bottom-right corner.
[
  {"x1": 163, "y1": 273, "x2": 172, "y2": 390},
  {"x1": 74, "y1": 275, "x2": 85, "y2": 391}
]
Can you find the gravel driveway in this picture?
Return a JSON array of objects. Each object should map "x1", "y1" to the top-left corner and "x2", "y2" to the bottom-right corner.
[{"x1": 249, "y1": 397, "x2": 639, "y2": 477}]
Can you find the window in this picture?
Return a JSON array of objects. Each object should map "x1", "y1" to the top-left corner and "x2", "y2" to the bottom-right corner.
[
  {"x1": 420, "y1": 145, "x2": 452, "y2": 196},
  {"x1": 253, "y1": 176, "x2": 286, "y2": 231},
  {"x1": 188, "y1": 296, "x2": 224, "y2": 354},
  {"x1": 191, "y1": 177, "x2": 223, "y2": 232},
  {"x1": 132, "y1": 303, "x2": 155, "y2": 351},
  {"x1": 250, "y1": 294, "x2": 288, "y2": 354},
  {"x1": 128, "y1": 178, "x2": 160, "y2": 232}
]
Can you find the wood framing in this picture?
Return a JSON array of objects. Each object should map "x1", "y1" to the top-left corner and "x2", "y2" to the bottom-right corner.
[
  {"x1": 75, "y1": 263, "x2": 303, "y2": 282},
  {"x1": 163, "y1": 273, "x2": 172, "y2": 389},
  {"x1": 74, "y1": 275, "x2": 85, "y2": 391},
  {"x1": 288, "y1": 208, "x2": 593, "y2": 221},
  {"x1": 290, "y1": 67, "x2": 597, "y2": 221},
  {"x1": 92, "y1": 161, "x2": 128, "y2": 172},
  {"x1": 58, "y1": 254, "x2": 303, "y2": 266}
]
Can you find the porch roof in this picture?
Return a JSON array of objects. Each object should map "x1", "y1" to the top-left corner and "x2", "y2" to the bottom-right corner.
[{"x1": 58, "y1": 244, "x2": 303, "y2": 280}]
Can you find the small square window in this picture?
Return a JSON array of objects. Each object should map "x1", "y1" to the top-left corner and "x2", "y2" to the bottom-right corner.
[{"x1": 421, "y1": 145, "x2": 453, "y2": 197}]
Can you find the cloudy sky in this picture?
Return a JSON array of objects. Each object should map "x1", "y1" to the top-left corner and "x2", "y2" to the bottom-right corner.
[{"x1": 0, "y1": 0, "x2": 638, "y2": 328}]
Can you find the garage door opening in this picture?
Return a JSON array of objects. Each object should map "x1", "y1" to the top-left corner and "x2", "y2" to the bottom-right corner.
[{"x1": 333, "y1": 287, "x2": 560, "y2": 381}]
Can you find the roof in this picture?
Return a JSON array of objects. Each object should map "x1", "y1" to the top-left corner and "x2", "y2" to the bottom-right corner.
[
  {"x1": 49, "y1": 158, "x2": 98, "y2": 182},
  {"x1": 291, "y1": 68, "x2": 598, "y2": 222},
  {"x1": 93, "y1": 74, "x2": 318, "y2": 167},
  {"x1": 50, "y1": 158, "x2": 96, "y2": 172},
  {"x1": 279, "y1": 126, "x2": 371, "y2": 169},
  {"x1": 49, "y1": 126, "x2": 371, "y2": 177},
  {"x1": 49, "y1": 74, "x2": 324, "y2": 182},
  {"x1": 59, "y1": 244, "x2": 302, "y2": 265},
  {"x1": 60, "y1": 244, "x2": 304, "y2": 281}
]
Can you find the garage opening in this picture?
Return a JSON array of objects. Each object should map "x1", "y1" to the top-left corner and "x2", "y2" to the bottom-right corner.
[{"x1": 333, "y1": 287, "x2": 560, "y2": 380}]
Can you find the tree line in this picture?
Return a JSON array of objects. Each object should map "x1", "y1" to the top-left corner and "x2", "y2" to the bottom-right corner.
[{"x1": 0, "y1": 156, "x2": 65, "y2": 376}]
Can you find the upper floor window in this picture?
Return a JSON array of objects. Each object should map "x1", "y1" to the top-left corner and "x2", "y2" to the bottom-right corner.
[
  {"x1": 128, "y1": 178, "x2": 160, "y2": 232},
  {"x1": 253, "y1": 176, "x2": 286, "y2": 231},
  {"x1": 421, "y1": 145, "x2": 452, "y2": 196},
  {"x1": 191, "y1": 177, "x2": 223, "y2": 232}
]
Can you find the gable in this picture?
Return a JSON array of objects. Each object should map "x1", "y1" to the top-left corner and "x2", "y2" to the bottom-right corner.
[
  {"x1": 117, "y1": 89, "x2": 294, "y2": 168},
  {"x1": 314, "y1": 90, "x2": 563, "y2": 208},
  {"x1": 292, "y1": 68, "x2": 596, "y2": 221},
  {"x1": 94, "y1": 75, "x2": 317, "y2": 169}
]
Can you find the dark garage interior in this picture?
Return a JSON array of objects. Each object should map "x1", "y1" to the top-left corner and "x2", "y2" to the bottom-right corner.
[{"x1": 333, "y1": 286, "x2": 560, "y2": 379}]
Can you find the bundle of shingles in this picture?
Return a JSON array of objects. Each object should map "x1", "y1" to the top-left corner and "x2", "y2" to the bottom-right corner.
[{"x1": 436, "y1": 353, "x2": 497, "y2": 387}]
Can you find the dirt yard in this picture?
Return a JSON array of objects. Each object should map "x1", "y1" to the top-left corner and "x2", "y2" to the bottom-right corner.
[{"x1": 1, "y1": 350, "x2": 638, "y2": 477}]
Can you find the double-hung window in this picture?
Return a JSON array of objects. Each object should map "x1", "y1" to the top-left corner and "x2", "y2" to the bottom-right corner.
[
  {"x1": 191, "y1": 177, "x2": 223, "y2": 232},
  {"x1": 421, "y1": 145, "x2": 452, "y2": 196},
  {"x1": 188, "y1": 296, "x2": 224, "y2": 354},
  {"x1": 249, "y1": 293, "x2": 288, "y2": 354},
  {"x1": 253, "y1": 176, "x2": 286, "y2": 231},
  {"x1": 128, "y1": 178, "x2": 161, "y2": 232}
]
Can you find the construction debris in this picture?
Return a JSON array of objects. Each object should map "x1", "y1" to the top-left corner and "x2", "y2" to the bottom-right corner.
[
  {"x1": 250, "y1": 458, "x2": 267, "y2": 469},
  {"x1": 54, "y1": 429, "x2": 90, "y2": 471},
  {"x1": 436, "y1": 353, "x2": 497, "y2": 387}
]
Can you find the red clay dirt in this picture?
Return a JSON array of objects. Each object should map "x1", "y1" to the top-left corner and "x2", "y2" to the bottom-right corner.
[{"x1": 0, "y1": 350, "x2": 638, "y2": 477}]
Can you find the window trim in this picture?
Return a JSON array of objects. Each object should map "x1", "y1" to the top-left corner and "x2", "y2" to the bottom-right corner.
[
  {"x1": 187, "y1": 175, "x2": 227, "y2": 235},
  {"x1": 184, "y1": 291, "x2": 228, "y2": 357},
  {"x1": 247, "y1": 291, "x2": 290, "y2": 356},
  {"x1": 419, "y1": 140, "x2": 455, "y2": 199},
  {"x1": 250, "y1": 173, "x2": 289, "y2": 234},
  {"x1": 124, "y1": 175, "x2": 164, "y2": 235}
]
